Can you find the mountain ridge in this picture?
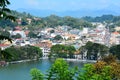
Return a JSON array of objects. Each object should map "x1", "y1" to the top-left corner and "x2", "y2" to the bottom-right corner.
[{"x1": 16, "y1": 8, "x2": 120, "y2": 17}]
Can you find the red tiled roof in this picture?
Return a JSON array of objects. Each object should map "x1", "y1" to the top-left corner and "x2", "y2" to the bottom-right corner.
[
  {"x1": 0, "y1": 44, "x2": 9, "y2": 47},
  {"x1": 112, "y1": 32, "x2": 119, "y2": 35},
  {"x1": 34, "y1": 42, "x2": 52, "y2": 48}
]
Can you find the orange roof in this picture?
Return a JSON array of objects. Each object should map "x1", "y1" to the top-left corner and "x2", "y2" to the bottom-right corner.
[
  {"x1": 34, "y1": 42, "x2": 52, "y2": 48},
  {"x1": 0, "y1": 44, "x2": 9, "y2": 47},
  {"x1": 112, "y1": 32, "x2": 119, "y2": 35}
]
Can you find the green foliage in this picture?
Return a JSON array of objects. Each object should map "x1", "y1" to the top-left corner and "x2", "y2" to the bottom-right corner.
[
  {"x1": 79, "y1": 41, "x2": 109, "y2": 60},
  {"x1": 50, "y1": 44, "x2": 76, "y2": 58},
  {"x1": 0, "y1": 30, "x2": 10, "y2": 37},
  {"x1": 82, "y1": 15, "x2": 114, "y2": 23},
  {"x1": 0, "y1": 0, "x2": 16, "y2": 21},
  {"x1": 30, "y1": 57, "x2": 120, "y2": 80},
  {"x1": 0, "y1": 49, "x2": 12, "y2": 61},
  {"x1": 77, "y1": 64, "x2": 112, "y2": 80},
  {"x1": 0, "y1": 19, "x2": 17, "y2": 28},
  {"x1": 46, "y1": 58, "x2": 78, "y2": 80},
  {"x1": 28, "y1": 31, "x2": 37, "y2": 38},
  {"x1": 54, "y1": 35, "x2": 63, "y2": 40},
  {"x1": 101, "y1": 54, "x2": 117, "y2": 64},
  {"x1": 0, "y1": 35, "x2": 12, "y2": 43},
  {"x1": 11, "y1": 33, "x2": 21, "y2": 39},
  {"x1": 2, "y1": 45, "x2": 42, "y2": 61},
  {"x1": 50, "y1": 29, "x2": 55, "y2": 33},
  {"x1": 0, "y1": 12, "x2": 95, "y2": 29},
  {"x1": 30, "y1": 68, "x2": 44, "y2": 80},
  {"x1": 109, "y1": 44, "x2": 120, "y2": 59}
]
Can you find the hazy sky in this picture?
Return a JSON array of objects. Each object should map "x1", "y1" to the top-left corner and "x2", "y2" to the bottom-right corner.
[{"x1": 9, "y1": 0, "x2": 120, "y2": 11}]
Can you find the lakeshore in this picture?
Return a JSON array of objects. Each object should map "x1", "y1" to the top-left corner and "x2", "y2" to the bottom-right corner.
[
  {"x1": 8, "y1": 58, "x2": 96, "y2": 65},
  {"x1": 64, "y1": 58, "x2": 97, "y2": 63},
  {"x1": 0, "y1": 59, "x2": 85, "y2": 80},
  {"x1": 0, "y1": 58, "x2": 97, "y2": 67}
]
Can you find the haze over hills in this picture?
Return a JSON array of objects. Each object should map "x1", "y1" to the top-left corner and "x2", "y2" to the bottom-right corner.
[
  {"x1": 9, "y1": 0, "x2": 120, "y2": 17},
  {"x1": 16, "y1": 8, "x2": 120, "y2": 17}
]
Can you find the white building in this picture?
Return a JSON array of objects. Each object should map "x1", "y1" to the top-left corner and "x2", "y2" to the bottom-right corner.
[
  {"x1": 82, "y1": 28, "x2": 88, "y2": 34},
  {"x1": 11, "y1": 31, "x2": 26, "y2": 38}
]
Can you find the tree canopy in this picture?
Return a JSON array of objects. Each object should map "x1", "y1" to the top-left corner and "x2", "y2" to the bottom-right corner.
[
  {"x1": 50, "y1": 44, "x2": 76, "y2": 58},
  {"x1": 109, "y1": 44, "x2": 120, "y2": 59},
  {"x1": 30, "y1": 56, "x2": 120, "y2": 80},
  {"x1": 0, "y1": 45, "x2": 43, "y2": 61},
  {"x1": 0, "y1": 0, "x2": 15, "y2": 21},
  {"x1": 79, "y1": 41, "x2": 109, "y2": 60}
]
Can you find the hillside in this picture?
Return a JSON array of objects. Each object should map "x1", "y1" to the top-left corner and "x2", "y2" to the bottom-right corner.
[{"x1": 0, "y1": 11, "x2": 120, "y2": 31}]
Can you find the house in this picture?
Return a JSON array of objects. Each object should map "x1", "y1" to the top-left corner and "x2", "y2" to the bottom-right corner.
[
  {"x1": 34, "y1": 40, "x2": 52, "y2": 58},
  {"x1": 0, "y1": 44, "x2": 12, "y2": 50},
  {"x1": 10, "y1": 26, "x2": 26, "y2": 38},
  {"x1": 110, "y1": 32, "x2": 120, "y2": 45}
]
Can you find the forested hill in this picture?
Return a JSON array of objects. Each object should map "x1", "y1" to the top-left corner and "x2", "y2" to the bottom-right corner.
[
  {"x1": 82, "y1": 15, "x2": 120, "y2": 26},
  {"x1": 1, "y1": 10, "x2": 120, "y2": 29}
]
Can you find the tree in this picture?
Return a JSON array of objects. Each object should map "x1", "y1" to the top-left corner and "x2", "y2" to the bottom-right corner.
[
  {"x1": 101, "y1": 54, "x2": 117, "y2": 64},
  {"x1": 28, "y1": 31, "x2": 37, "y2": 38},
  {"x1": 50, "y1": 44, "x2": 67, "y2": 58},
  {"x1": 0, "y1": 30, "x2": 10, "y2": 37},
  {"x1": 50, "y1": 29, "x2": 55, "y2": 33},
  {"x1": 46, "y1": 58, "x2": 77, "y2": 80},
  {"x1": 54, "y1": 35, "x2": 63, "y2": 40},
  {"x1": 109, "y1": 44, "x2": 120, "y2": 59},
  {"x1": 77, "y1": 64, "x2": 112, "y2": 80},
  {"x1": 30, "y1": 68, "x2": 44, "y2": 80},
  {"x1": 30, "y1": 56, "x2": 120, "y2": 80},
  {"x1": 79, "y1": 41, "x2": 109, "y2": 60},
  {"x1": 0, "y1": 35, "x2": 12, "y2": 43},
  {"x1": 50, "y1": 44, "x2": 76, "y2": 58},
  {"x1": 0, "y1": 0, "x2": 15, "y2": 42},
  {"x1": 3, "y1": 46, "x2": 21, "y2": 61},
  {"x1": 2, "y1": 45, "x2": 43, "y2": 61},
  {"x1": 11, "y1": 33, "x2": 21, "y2": 39},
  {"x1": 66, "y1": 45, "x2": 76, "y2": 58},
  {"x1": 24, "y1": 45, "x2": 43, "y2": 59},
  {"x1": 0, "y1": 0, "x2": 15, "y2": 21}
]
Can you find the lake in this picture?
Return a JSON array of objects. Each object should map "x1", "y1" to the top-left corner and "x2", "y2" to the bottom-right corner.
[{"x1": 0, "y1": 59, "x2": 86, "y2": 80}]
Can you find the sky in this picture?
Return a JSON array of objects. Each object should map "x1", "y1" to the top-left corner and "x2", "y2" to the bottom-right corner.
[{"x1": 8, "y1": 0, "x2": 120, "y2": 11}]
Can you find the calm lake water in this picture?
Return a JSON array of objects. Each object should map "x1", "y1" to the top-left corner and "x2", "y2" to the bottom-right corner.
[{"x1": 0, "y1": 59, "x2": 85, "y2": 80}]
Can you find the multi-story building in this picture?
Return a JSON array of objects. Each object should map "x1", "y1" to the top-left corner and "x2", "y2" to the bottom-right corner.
[{"x1": 34, "y1": 40, "x2": 52, "y2": 58}]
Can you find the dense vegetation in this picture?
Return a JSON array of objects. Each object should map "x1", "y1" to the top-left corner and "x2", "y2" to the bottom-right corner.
[
  {"x1": 0, "y1": 45, "x2": 42, "y2": 61},
  {"x1": 79, "y1": 41, "x2": 109, "y2": 60},
  {"x1": 50, "y1": 44, "x2": 76, "y2": 58},
  {"x1": 0, "y1": 0, "x2": 15, "y2": 21},
  {"x1": 50, "y1": 42, "x2": 120, "y2": 60},
  {"x1": 79, "y1": 42, "x2": 120, "y2": 60},
  {"x1": 0, "y1": 42, "x2": 120, "y2": 62},
  {"x1": 82, "y1": 15, "x2": 120, "y2": 31},
  {"x1": 1, "y1": 11, "x2": 120, "y2": 31},
  {"x1": 0, "y1": 13, "x2": 94, "y2": 30},
  {"x1": 0, "y1": 0, "x2": 15, "y2": 41},
  {"x1": 110, "y1": 45, "x2": 120, "y2": 59},
  {"x1": 30, "y1": 56, "x2": 120, "y2": 80}
]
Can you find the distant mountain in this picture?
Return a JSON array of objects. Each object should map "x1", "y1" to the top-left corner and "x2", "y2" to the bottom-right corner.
[{"x1": 16, "y1": 8, "x2": 120, "y2": 17}]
